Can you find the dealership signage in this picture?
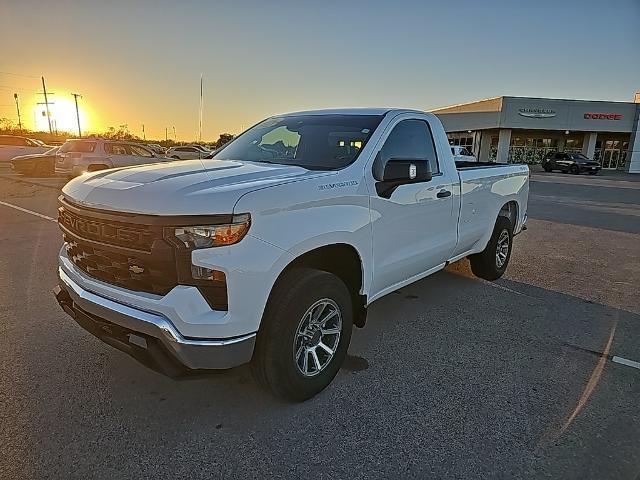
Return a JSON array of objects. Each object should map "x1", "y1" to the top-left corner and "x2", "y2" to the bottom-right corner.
[
  {"x1": 584, "y1": 112, "x2": 623, "y2": 120},
  {"x1": 517, "y1": 107, "x2": 556, "y2": 118}
]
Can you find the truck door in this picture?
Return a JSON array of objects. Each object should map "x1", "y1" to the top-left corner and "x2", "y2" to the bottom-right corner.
[{"x1": 369, "y1": 116, "x2": 457, "y2": 296}]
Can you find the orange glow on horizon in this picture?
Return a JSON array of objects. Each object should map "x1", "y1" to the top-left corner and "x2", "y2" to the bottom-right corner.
[{"x1": 32, "y1": 95, "x2": 92, "y2": 135}]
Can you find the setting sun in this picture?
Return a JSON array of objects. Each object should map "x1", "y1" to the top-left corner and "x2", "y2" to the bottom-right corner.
[{"x1": 33, "y1": 96, "x2": 91, "y2": 135}]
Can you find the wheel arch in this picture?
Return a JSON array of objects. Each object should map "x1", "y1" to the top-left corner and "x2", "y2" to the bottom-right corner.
[
  {"x1": 498, "y1": 200, "x2": 519, "y2": 232},
  {"x1": 269, "y1": 243, "x2": 368, "y2": 328}
]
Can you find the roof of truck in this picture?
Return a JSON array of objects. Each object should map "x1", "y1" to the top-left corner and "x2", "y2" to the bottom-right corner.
[{"x1": 282, "y1": 108, "x2": 425, "y2": 117}]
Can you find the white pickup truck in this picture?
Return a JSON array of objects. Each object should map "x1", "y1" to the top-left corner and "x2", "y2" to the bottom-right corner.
[{"x1": 54, "y1": 109, "x2": 529, "y2": 401}]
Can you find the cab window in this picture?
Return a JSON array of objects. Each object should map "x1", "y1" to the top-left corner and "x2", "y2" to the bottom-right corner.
[{"x1": 379, "y1": 119, "x2": 440, "y2": 174}]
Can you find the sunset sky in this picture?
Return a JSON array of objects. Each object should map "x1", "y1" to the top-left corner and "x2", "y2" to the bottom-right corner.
[{"x1": 1, "y1": 0, "x2": 639, "y2": 141}]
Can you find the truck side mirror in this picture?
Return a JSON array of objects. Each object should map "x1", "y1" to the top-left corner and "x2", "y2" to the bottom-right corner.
[{"x1": 373, "y1": 152, "x2": 432, "y2": 198}]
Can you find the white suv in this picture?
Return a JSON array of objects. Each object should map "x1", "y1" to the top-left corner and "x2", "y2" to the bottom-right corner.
[
  {"x1": 55, "y1": 139, "x2": 169, "y2": 177},
  {"x1": 166, "y1": 145, "x2": 208, "y2": 160}
]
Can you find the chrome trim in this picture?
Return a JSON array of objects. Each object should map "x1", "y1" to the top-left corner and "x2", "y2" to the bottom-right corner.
[{"x1": 58, "y1": 267, "x2": 255, "y2": 369}]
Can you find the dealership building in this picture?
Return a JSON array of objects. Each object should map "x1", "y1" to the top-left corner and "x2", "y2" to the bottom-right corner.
[{"x1": 432, "y1": 94, "x2": 640, "y2": 173}]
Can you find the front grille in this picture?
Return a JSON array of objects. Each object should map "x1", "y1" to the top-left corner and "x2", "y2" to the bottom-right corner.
[
  {"x1": 59, "y1": 200, "x2": 178, "y2": 296},
  {"x1": 64, "y1": 237, "x2": 177, "y2": 295},
  {"x1": 58, "y1": 198, "x2": 229, "y2": 308},
  {"x1": 59, "y1": 207, "x2": 154, "y2": 251}
]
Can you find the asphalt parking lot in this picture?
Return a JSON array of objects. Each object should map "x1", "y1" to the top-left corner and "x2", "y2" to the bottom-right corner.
[{"x1": 1, "y1": 169, "x2": 639, "y2": 479}]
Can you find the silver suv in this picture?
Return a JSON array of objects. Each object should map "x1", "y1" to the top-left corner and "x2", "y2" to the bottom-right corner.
[{"x1": 55, "y1": 139, "x2": 169, "y2": 177}]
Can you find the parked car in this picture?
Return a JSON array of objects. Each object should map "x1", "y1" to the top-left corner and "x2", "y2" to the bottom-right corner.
[
  {"x1": 541, "y1": 152, "x2": 601, "y2": 174},
  {"x1": 146, "y1": 143, "x2": 167, "y2": 155},
  {"x1": 0, "y1": 135, "x2": 51, "y2": 162},
  {"x1": 54, "y1": 108, "x2": 529, "y2": 401},
  {"x1": 166, "y1": 145, "x2": 208, "y2": 159},
  {"x1": 10, "y1": 146, "x2": 60, "y2": 177},
  {"x1": 450, "y1": 145, "x2": 477, "y2": 162},
  {"x1": 55, "y1": 138, "x2": 169, "y2": 177}
]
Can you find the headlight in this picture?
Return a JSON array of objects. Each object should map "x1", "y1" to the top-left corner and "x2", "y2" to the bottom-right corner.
[{"x1": 168, "y1": 213, "x2": 251, "y2": 249}]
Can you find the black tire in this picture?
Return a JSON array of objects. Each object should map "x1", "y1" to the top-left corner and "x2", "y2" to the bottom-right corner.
[
  {"x1": 469, "y1": 216, "x2": 513, "y2": 281},
  {"x1": 570, "y1": 165, "x2": 579, "y2": 175},
  {"x1": 543, "y1": 165, "x2": 552, "y2": 172},
  {"x1": 171, "y1": 155, "x2": 180, "y2": 159},
  {"x1": 252, "y1": 267, "x2": 353, "y2": 401}
]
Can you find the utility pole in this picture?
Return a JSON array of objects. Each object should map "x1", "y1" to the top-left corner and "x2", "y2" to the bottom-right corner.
[
  {"x1": 165, "y1": 127, "x2": 168, "y2": 142},
  {"x1": 198, "y1": 74, "x2": 203, "y2": 142},
  {"x1": 142, "y1": 124, "x2": 145, "y2": 140},
  {"x1": 71, "y1": 93, "x2": 82, "y2": 137},
  {"x1": 13, "y1": 93, "x2": 22, "y2": 134},
  {"x1": 41, "y1": 76, "x2": 53, "y2": 134},
  {"x1": 172, "y1": 125, "x2": 176, "y2": 140}
]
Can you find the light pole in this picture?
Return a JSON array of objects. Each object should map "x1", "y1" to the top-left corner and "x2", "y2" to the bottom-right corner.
[
  {"x1": 71, "y1": 93, "x2": 82, "y2": 137},
  {"x1": 172, "y1": 126, "x2": 176, "y2": 140},
  {"x1": 142, "y1": 124, "x2": 146, "y2": 141},
  {"x1": 13, "y1": 93, "x2": 22, "y2": 134}
]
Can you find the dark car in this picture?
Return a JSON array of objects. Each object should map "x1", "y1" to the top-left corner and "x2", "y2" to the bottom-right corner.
[
  {"x1": 10, "y1": 146, "x2": 60, "y2": 177},
  {"x1": 541, "y1": 152, "x2": 601, "y2": 175}
]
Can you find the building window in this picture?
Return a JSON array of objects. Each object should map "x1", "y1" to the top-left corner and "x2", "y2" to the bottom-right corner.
[
  {"x1": 447, "y1": 133, "x2": 474, "y2": 155},
  {"x1": 565, "y1": 136, "x2": 583, "y2": 153},
  {"x1": 508, "y1": 136, "x2": 557, "y2": 164}
]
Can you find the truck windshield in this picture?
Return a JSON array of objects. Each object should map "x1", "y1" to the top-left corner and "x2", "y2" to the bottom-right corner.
[{"x1": 213, "y1": 114, "x2": 383, "y2": 170}]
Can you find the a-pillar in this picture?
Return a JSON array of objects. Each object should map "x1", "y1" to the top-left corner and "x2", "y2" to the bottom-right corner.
[{"x1": 496, "y1": 129, "x2": 511, "y2": 164}]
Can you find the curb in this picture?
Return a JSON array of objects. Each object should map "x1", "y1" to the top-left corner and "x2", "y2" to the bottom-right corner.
[{"x1": 0, "y1": 173, "x2": 65, "y2": 191}]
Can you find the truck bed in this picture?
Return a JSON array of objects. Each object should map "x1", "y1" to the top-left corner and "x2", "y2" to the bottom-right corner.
[{"x1": 455, "y1": 161, "x2": 510, "y2": 169}]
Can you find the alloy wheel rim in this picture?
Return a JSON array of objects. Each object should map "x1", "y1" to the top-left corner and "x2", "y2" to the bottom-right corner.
[
  {"x1": 293, "y1": 298, "x2": 342, "y2": 377},
  {"x1": 496, "y1": 230, "x2": 510, "y2": 268}
]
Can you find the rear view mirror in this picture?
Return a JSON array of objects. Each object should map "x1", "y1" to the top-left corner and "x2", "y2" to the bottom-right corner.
[
  {"x1": 381, "y1": 159, "x2": 432, "y2": 183},
  {"x1": 373, "y1": 153, "x2": 432, "y2": 198}
]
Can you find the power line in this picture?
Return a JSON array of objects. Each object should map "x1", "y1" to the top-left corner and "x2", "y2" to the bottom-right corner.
[{"x1": 0, "y1": 71, "x2": 40, "y2": 79}]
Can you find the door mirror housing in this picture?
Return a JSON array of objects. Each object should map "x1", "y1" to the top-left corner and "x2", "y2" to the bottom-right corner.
[{"x1": 373, "y1": 153, "x2": 433, "y2": 198}]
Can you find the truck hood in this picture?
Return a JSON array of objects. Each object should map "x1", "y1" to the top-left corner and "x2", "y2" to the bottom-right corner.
[{"x1": 62, "y1": 159, "x2": 333, "y2": 215}]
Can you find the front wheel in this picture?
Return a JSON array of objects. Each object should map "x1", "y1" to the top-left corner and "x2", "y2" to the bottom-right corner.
[
  {"x1": 469, "y1": 216, "x2": 513, "y2": 281},
  {"x1": 543, "y1": 165, "x2": 552, "y2": 172},
  {"x1": 252, "y1": 268, "x2": 353, "y2": 401},
  {"x1": 570, "y1": 165, "x2": 580, "y2": 175}
]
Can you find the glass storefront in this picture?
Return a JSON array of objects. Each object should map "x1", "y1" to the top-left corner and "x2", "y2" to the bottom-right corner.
[
  {"x1": 595, "y1": 138, "x2": 630, "y2": 170},
  {"x1": 508, "y1": 135, "x2": 557, "y2": 164},
  {"x1": 447, "y1": 132, "x2": 474, "y2": 153}
]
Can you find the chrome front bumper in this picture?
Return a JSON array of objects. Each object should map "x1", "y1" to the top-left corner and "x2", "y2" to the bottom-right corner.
[{"x1": 54, "y1": 268, "x2": 256, "y2": 375}]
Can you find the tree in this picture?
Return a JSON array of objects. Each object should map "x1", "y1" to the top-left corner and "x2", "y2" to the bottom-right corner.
[
  {"x1": 214, "y1": 133, "x2": 234, "y2": 149},
  {"x1": 103, "y1": 124, "x2": 139, "y2": 141}
]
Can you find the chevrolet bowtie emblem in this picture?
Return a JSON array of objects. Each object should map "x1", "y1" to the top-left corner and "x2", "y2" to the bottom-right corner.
[{"x1": 129, "y1": 265, "x2": 144, "y2": 274}]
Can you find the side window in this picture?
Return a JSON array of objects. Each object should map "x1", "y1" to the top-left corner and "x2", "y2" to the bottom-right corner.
[
  {"x1": 130, "y1": 145, "x2": 153, "y2": 157},
  {"x1": 460, "y1": 148, "x2": 471, "y2": 156},
  {"x1": 379, "y1": 119, "x2": 439, "y2": 174},
  {"x1": 105, "y1": 143, "x2": 129, "y2": 155}
]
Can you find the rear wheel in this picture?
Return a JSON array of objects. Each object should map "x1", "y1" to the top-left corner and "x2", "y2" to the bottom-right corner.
[
  {"x1": 543, "y1": 165, "x2": 552, "y2": 172},
  {"x1": 469, "y1": 216, "x2": 513, "y2": 281},
  {"x1": 252, "y1": 267, "x2": 353, "y2": 401},
  {"x1": 570, "y1": 165, "x2": 579, "y2": 175}
]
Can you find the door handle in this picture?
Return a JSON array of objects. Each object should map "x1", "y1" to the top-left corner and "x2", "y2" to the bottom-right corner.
[{"x1": 436, "y1": 189, "x2": 451, "y2": 198}]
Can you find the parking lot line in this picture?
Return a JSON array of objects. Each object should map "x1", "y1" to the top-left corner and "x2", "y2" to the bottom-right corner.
[
  {"x1": 0, "y1": 200, "x2": 57, "y2": 222},
  {"x1": 611, "y1": 356, "x2": 640, "y2": 371}
]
